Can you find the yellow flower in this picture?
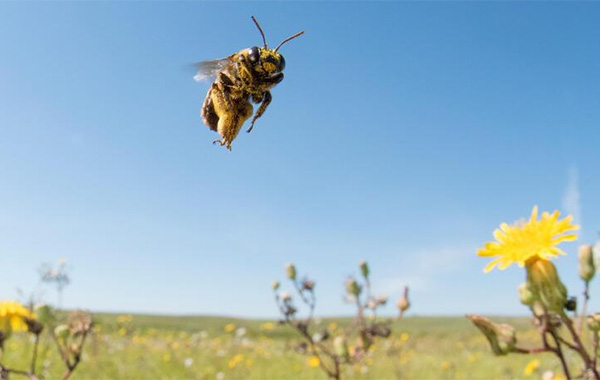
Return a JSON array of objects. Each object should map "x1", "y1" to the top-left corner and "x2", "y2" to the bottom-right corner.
[
  {"x1": 440, "y1": 361, "x2": 452, "y2": 370},
  {"x1": 400, "y1": 333, "x2": 410, "y2": 343},
  {"x1": 223, "y1": 323, "x2": 236, "y2": 333},
  {"x1": 307, "y1": 356, "x2": 321, "y2": 368},
  {"x1": 260, "y1": 322, "x2": 274, "y2": 330},
  {"x1": 478, "y1": 206, "x2": 578, "y2": 272},
  {"x1": 0, "y1": 301, "x2": 35, "y2": 334},
  {"x1": 328, "y1": 322, "x2": 338, "y2": 331},
  {"x1": 523, "y1": 358, "x2": 540, "y2": 375}
]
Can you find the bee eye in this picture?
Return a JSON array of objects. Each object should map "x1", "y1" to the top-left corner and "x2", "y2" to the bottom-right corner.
[
  {"x1": 248, "y1": 46, "x2": 260, "y2": 63},
  {"x1": 278, "y1": 55, "x2": 286, "y2": 71}
]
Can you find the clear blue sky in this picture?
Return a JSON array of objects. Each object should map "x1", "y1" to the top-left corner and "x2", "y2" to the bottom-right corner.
[{"x1": 1, "y1": 2, "x2": 599, "y2": 318}]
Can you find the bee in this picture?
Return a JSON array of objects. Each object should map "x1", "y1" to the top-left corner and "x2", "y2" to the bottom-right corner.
[{"x1": 194, "y1": 16, "x2": 304, "y2": 150}]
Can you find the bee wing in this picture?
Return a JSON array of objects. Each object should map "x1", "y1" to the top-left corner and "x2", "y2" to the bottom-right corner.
[{"x1": 193, "y1": 57, "x2": 232, "y2": 81}]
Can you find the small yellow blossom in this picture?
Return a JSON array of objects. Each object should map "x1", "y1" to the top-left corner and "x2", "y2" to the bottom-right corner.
[
  {"x1": 440, "y1": 361, "x2": 452, "y2": 370},
  {"x1": 224, "y1": 323, "x2": 236, "y2": 333},
  {"x1": 228, "y1": 354, "x2": 244, "y2": 368},
  {"x1": 523, "y1": 359, "x2": 540, "y2": 375},
  {"x1": 116, "y1": 314, "x2": 133, "y2": 323},
  {"x1": 307, "y1": 356, "x2": 321, "y2": 368},
  {"x1": 118, "y1": 328, "x2": 127, "y2": 336},
  {"x1": 328, "y1": 322, "x2": 338, "y2": 331},
  {"x1": 400, "y1": 333, "x2": 410, "y2": 343},
  {"x1": 163, "y1": 353, "x2": 171, "y2": 362},
  {"x1": 0, "y1": 301, "x2": 35, "y2": 333},
  {"x1": 260, "y1": 322, "x2": 275, "y2": 330},
  {"x1": 478, "y1": 206, "x2": 578, "y2": 272}
]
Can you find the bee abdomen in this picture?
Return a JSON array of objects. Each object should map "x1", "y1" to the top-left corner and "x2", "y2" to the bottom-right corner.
[{"x1": 201, "y1": 88, "x2": 219, "y2": 132}]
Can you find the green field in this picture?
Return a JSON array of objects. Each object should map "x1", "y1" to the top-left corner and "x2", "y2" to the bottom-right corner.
[{"x1": 0, "y1": 313, "x2": 578, "y2": 379}]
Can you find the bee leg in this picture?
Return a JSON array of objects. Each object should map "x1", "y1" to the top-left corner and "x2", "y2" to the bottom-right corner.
[
  {"x1": 217, "y1": 72, "x2": 236, "y2": 110},
  {"x1": 247, "y1": 91, "x2": 272, "y2": 133}
]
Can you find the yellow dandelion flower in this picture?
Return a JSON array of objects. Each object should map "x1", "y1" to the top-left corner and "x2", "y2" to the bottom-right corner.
[
  {"x1": 223, "y1": 323, "x2": 236, "y2": 333},
  {"x1": 307, "y1": 356, "x2": 321, "y2": 368},
  {"x1": 0, "y1": 301, "x2": 35, "y2": 334},
  {"x1": 328, "y1": 322, "x2": 338, "y2": 331},
  {"x1": 523, "y1": 358, "x2": 540, "y2": 375},
  {"x1": 163, "y1": 353, "x2": 171, "y2": 362},
  {"x1": 440, "y1": 361, "x2": 452, "y2": 370},
  {"x1": 478, "y1": 206, "x2": 578, "y2": 273}
]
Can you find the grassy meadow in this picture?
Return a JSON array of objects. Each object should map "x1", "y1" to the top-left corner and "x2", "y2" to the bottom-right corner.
[{"x1": 1, "y1": 314, "x2": 572, "y2": 379}]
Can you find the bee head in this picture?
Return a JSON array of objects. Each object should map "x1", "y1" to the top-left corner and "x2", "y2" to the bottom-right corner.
[
  {"x1": 246, "y1": 47, "x2": 285, "y2": 74},
  {"x1": 248, "y1": 16, "x2": 303, "y2": 74}
]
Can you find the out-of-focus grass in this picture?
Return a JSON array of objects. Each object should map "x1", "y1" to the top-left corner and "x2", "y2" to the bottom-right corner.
[{"x1": 1, "y1": 314, "x2": 572, "y2": 379}]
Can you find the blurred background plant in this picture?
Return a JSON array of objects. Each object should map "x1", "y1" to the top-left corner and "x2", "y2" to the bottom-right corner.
[
  {"x1": 469, "y1": 206, "x2": 600, "y2": 380},
  {"x1": 38, "y1": 260, "x2": 70, "y2": 310},
  {"x1": 272, "y1": 260, "x2": 410, "y2": 380}
]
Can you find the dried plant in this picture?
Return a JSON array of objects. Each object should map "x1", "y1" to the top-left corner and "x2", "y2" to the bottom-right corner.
[
  {"x1": 469, "y1": 206, "x2": 600, "y2": 380},
  {"x1": 0, "y1": 303, "x2": 92, "y2": 380},
  {"x1": 273, "y1": 260, "x2": 410, "y2": 380}
]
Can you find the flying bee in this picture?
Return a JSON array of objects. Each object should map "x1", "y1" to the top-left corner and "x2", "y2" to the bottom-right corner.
[{"x1": 194, "y1": 16, "x2": 304, "y2": 150}]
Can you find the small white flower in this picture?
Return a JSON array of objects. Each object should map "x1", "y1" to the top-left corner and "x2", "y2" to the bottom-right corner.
[
  {"x1": 542, "y1": 371, "x2": 555, "y2": 380},
  {"x1": 235, "y1": 327, "x2": 247, "y2": 337},
  {"x1": 216, "y1": 372, "x2": 225, "y2": 380},
  {"x1": 183, "y1": 357, "x2": 193, "y2": 368}
]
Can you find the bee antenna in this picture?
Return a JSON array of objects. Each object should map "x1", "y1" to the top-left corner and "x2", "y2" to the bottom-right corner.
[
  {"x1": 274, "y1": 31, "x2": 305, "y2": 53},
  {"x1": 251, "y1": 16, "x2": 268, "y2": 49}
]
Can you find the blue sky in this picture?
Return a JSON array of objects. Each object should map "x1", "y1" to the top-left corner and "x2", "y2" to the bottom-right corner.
[{"x1": 1, "y1": 2, "x2": 599, "y2": 318}]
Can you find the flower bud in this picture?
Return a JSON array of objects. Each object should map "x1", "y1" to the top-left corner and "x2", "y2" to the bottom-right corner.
[
  {"x1": 565, "y1": 296, "x2": 577, "y2": 312},
  {"x1": 579, "y1": 244, "x2": 596, "y2": 282},
  {"x1": 467, "y1": 314, "x2": 517, "y2": 356},
  {"x1": 333, "y1": 335, "x2": 349, "y2": 359},
  {"x1": 397, "y1": 287, "x2": 410, "y2": 316},
  {"x1": 272, "y1": 281, "x2": 280, "y2": 291},
  {"x1": 302, "y1": 280, "x2": 315, "y2": 291},
  {"x1": 359, "y1": 260, "x2": 369, "y2": 279},
  {"x1": 588, "y1": 313, "x2": 600, "y2": 332},
  {"x1": 526, "y1": 259, "x2": 568, "y2": 313},
  {"x1": 518, "y1": 282, "x2": 536, "y2": 306},
  {"x1": 345, "y1": 277, "x2": 362, "y2": 297},
  {"x1": 285, "y1": 263, "x2": 296, "y2": 281}
]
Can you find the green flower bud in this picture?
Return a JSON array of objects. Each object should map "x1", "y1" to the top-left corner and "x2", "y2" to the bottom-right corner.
[
  {"x1": 285, "y1": 263, "x2": 296, "y2": 281},
  {"x1": 467, "y1": 315, "x2": 517, "y2": 356},
  {"x1": 526, "y1": 259, "x2": 568, "y2": 313},
  {"x1": 579, "y1": 244, "x2": 596, "y2": 282},
  {"x1": 588, "y1": 314, "x2": 600, "y2": 332},
  {"x1": 272, "y1": 281, "x2": 280, "y2": 291},
  {"x1": 333, "y1": 335, "x2": 349, "y2": 359},
  {"x1": 359, "y1": 260, "x2": 370, "y2": 278},
  {"x1": 518, "y1": 282, "x2": 537, "y2": 306},
  {"x1": 345, "y1": 277, "x2": 362, "y2": 297}
]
